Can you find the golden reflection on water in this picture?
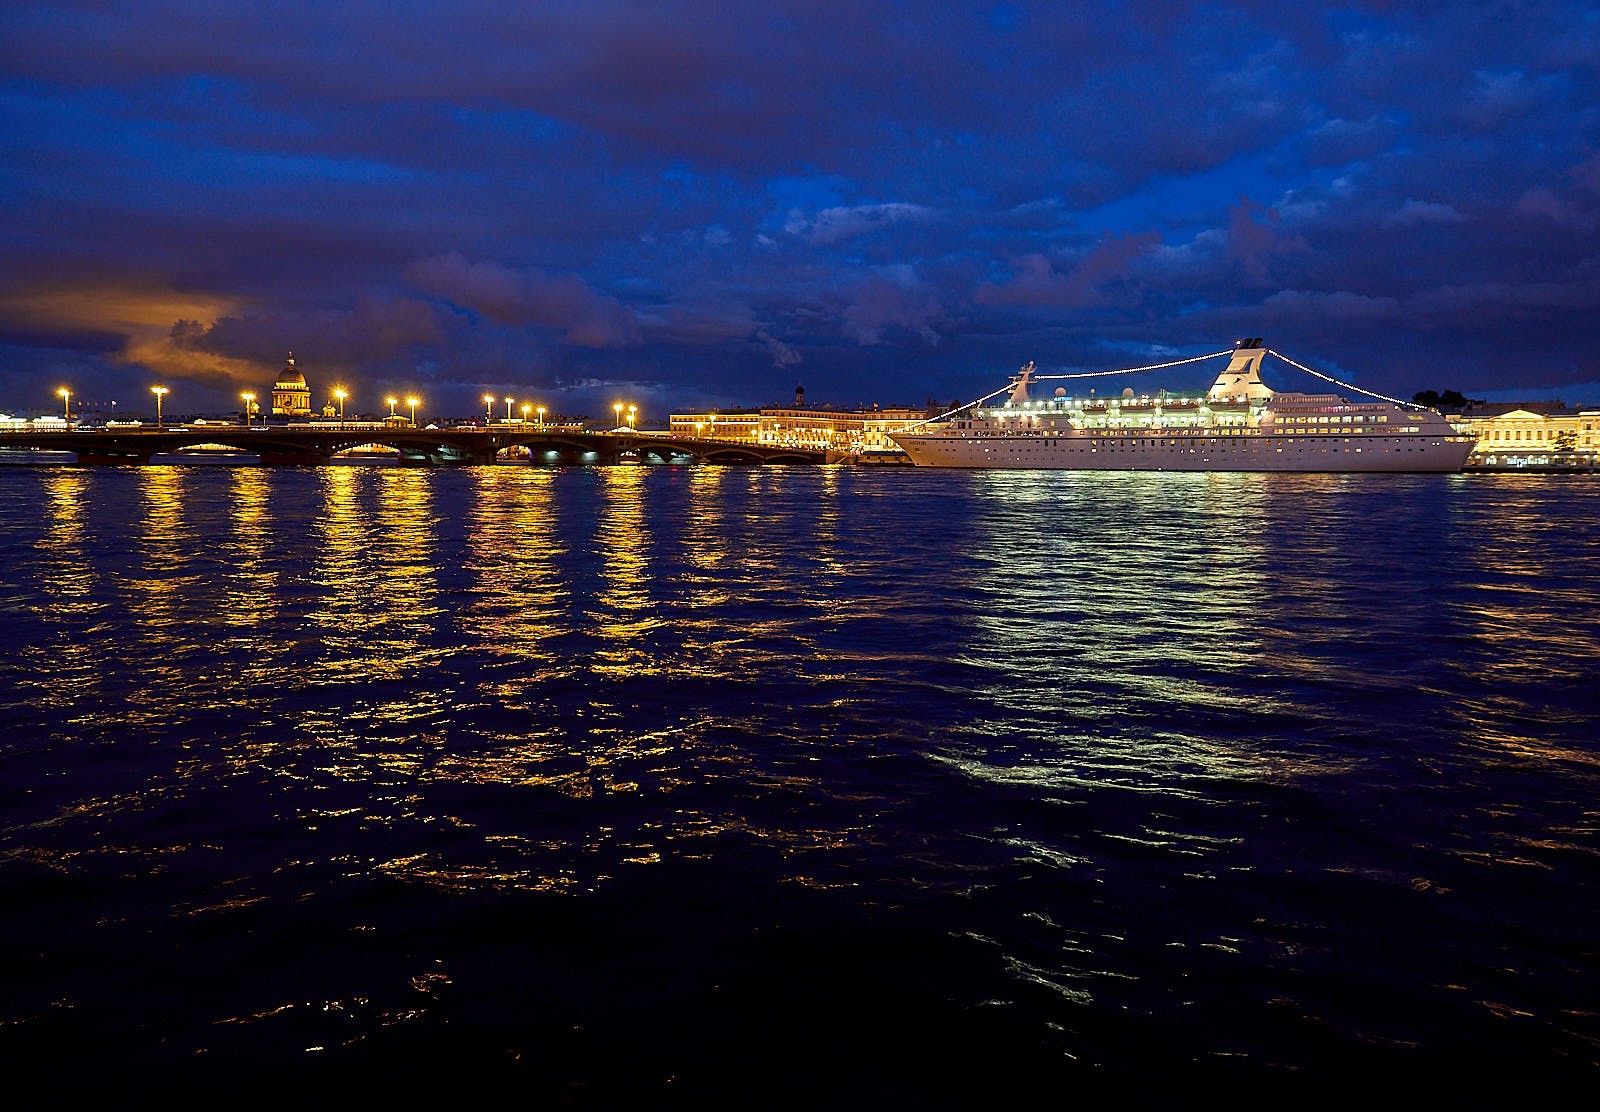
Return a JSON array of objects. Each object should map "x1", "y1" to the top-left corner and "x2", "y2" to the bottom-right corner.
[
  {"x1": 458, "y1": 467, "x2": 568, "y2": 693},
  {"x1": 1441, "y1": 478, "x2": 1600, "y2": 767},
  {"x1": 302, "y1": 467, "x2": 447, "y2": 701},
  {"x1": 129, "y1": 466, "x2": 193, "y2": 632},
  {"x1": 112, "y1": 467, "x2": 205, "y2": 716},
  {"x1": 371, "y1": 467, "x2": 441, "y2": 631},
  {"x1": 593, "y1": 464, "x2": 656, "y2": 676},
  {"x1": 35, "y1": 469, "x2": 93, "y2": 608},
  {"x1": 684, "y1": 465, "x2": 729, "y2": 574},
  {"x1": 224, "y1": 466, "x2": 277, "y2": 629},
  {"x1": 309, "y1": 465, "x2": 370, "y2": 650},
  {"x1": 20, "y1": 470, "x2": 104, "y2": 712}
]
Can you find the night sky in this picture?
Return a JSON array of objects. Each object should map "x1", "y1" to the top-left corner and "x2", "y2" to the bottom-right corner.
[{"x1": 3, "y1": 1, "x2": 1598, "y2": 421}]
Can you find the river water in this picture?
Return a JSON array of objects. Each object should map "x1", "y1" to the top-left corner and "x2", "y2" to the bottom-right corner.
[{"x1": 2, "y1": 462, "x2": 1597, "y2": 1105}]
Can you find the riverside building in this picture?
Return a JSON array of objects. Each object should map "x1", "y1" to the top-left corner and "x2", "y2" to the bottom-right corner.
[
  {"x1": 671, "y1": 386, "x2": 931, "y2": 454},
  {"x1": 1454, "y1": 402, "x2": 1600, "y2": 468}
]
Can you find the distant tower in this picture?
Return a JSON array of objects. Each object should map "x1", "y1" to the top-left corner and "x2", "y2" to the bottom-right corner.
[
  {"x1": 272, "y1": 352, "x2": 313, "y2": 419},
  {"x1": 794, "y1": 384, "x2": 806, "y2": 406}
]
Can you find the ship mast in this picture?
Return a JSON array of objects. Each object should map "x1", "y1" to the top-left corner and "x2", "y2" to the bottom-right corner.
[{"x1": 1007, "y1": 361, "x2": 1037, "y2": 405}]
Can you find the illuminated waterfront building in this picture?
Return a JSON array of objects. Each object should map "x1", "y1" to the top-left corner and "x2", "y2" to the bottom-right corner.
[
  {"x1": 667, "y1": 408, "x2": 761, "y2": 441},
  {"x1": 271, "y1": 353, "x2": 313, "y2": 419},
  {"x1": 1454, "y1": 402, "x2": 1600, "y2": 466},
  {"x1": 671, "y1": 385, "x2": 932, "y2": 453}
]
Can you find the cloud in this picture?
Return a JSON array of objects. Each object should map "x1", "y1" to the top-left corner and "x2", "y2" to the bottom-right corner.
[
  {"x1": 784, "y1": 203, "x2": 936, "y2": 245},
  {"x1": 1384, "y1": 199, "x2": 1467, "y2": 227},
  {"x1": 1461, "y1": 69, "x2": 1545, "y2": 128},
  {"x1": 976, "y1": 233, "x2": 1160, "y2": 309},
  {"x1": 1261, "y1": 288, "x2": 1402, "y2": 322},
  {"x1": 840, "y1": 265, "x2": 944, "y2": 346},
  {"x1": 1226, "y1": 198, "x2": 1306, "y2": 286},
  {"x1": 179, "y1": 295, "x2": 449, "y2": 367},
  {"x1": 404, "y1": 252, "x2": 640, "y2": 347},
  {"x1": 1515, "y1": 188, "x2": 1596, "y2": 231},
  {"x1": 755, "y1": 328, "x2": 801, "y2": 366}
]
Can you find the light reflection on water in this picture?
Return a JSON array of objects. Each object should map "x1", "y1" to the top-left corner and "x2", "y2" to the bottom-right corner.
[{"x1": 0, "y1": 464, "x2": 1597, "y2": 1093}]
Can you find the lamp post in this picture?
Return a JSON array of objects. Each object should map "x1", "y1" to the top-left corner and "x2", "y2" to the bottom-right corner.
[
  {"x1": 536, "y1": 406, "x2": 545, "y2": 428},
  {"x1": 333, "y1": 388, "x2": 347, "y2": 420},
  {"x1": 483, "y1": 393, "x2": 494, "y2": 424},
  {"x1": 695, "y1": 421, "x2": 703, "y2": 439},
  {"x1": 407, "y1": 396, "x2": 419, "y2": 426},
  {"x1": 241, "y1": 391, "x2": 255, "y2": 426},
  {"x1": 386, "y1": 395, "x2": 398, "y2": 418},
  {"x1": 57, "y1": 387, "x2": 71, "y2": 421},
  {"x1": 521, "y1": 403, "x2": 531, "y2": 424},
  {"x1": 151, "y1": 385, "x2": 168, "y2": 428},
  {"x1": 613, "y1": 402, "x2": 622, "y2": 429},
  {"x1": 627, "y1": 404, "x2": 637, "y2": 431},
  {"x1": 504, "y1": 396, "x2": 514, "y2": 423}
]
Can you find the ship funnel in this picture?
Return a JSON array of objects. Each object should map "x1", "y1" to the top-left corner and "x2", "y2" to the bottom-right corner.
[
  {"x1": 1008, "y1": 360, "x2": 1037, "y2": 404},
  {"x1": 1207, "y1": 344, "x2": 1273, "y2": 402}
]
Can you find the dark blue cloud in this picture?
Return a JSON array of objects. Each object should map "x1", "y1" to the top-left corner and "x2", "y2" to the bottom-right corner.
[{"x1": 1, "y1": 0, "x2": 1597, "y2": 421}]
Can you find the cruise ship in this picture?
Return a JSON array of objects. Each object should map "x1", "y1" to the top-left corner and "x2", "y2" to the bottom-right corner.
[{"x1": 889, "y1": 339, "x2": 1476, "y2": 472}]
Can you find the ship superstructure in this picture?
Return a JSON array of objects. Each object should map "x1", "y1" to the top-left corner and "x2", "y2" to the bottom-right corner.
[{"x1": 889, "y1": 339, "x2": 1475, "y2": 472}]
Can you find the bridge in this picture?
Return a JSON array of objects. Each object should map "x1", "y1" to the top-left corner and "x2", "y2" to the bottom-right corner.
[{"x1": 0, "y1": 425, "x2": 845, "y2": 466}]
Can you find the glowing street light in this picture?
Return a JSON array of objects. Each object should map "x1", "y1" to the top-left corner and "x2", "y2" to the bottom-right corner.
[
  {"x1": 57, "y1": 387, "x2": 71, "y2": 421},
  {"x1": 536, "y1": 406, "x2": 545, "y2": 428},
  {"x1": 483, "y1": 393, "x2": 494, "y2": 423},
  {"x1": 241, "y1": 391, "x2": 256, "y2": 426},
  {"x1": 504, "y1": 396, "x2": 514, "y2": 422},
  {"x1": 386, "y1": 395, "x2": 398, "y2": 417},
  {"x1": 521, "y1": 403, "x2": 531, "y2": 424},
  {"x1": 613, "y1": 402, "x2": 622, "y2": 429},
  {"x1": 333, "y1": 388, "x2": 347, "y2": 420},
  {"x1": 151, "y1": 385, "x2": 168, "y2": 427},
  {"x1": 406, "y1": 395, "x2": 419, "y2": 426},
  {"x1": 627, "y1": 404, "x2": 637, "y2": 430},
  {"x1": 695, "y1": 421, "x2": 703, "y2": 438}
]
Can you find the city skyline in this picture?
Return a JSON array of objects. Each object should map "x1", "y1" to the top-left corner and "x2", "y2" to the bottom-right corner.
[{"x1": 3, "y1": 2, "x2": 1598, "y2": 418}]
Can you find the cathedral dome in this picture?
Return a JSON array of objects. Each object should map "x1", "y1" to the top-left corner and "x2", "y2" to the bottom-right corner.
[{"x1": 275, "y1": 352, "x2": 307, "y2": 387}]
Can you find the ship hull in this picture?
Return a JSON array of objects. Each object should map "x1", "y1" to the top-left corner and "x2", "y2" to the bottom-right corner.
[{"x1": 891, "y1": 431, "x2": 1475, "y2": 472}]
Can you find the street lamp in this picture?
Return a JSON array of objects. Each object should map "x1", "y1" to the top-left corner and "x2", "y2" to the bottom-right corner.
[
  {"x1": 386, "y1": 395, "x2": 398, "y2": 418},
  {"x1": 57, "y1": 387, "x2": 71, "y2": 421},
  {"x1": 536, "y1": 406, "x2": 545, "y2": 428},
  {"x1": 613, "y1": 402, "x2": 622, "y2": 429},
  {"x1": 241, "y1": 391, "x2": 255, "y2": 426},
  {"x1": 504, "y1": 396, "x2": 514, "y2": 423},
  {"x1": 521, "y1": 403, "x2": 531, "y2": 424},
  {"x1": 483, "y1": 393, "x2": 494, "y2": 423},
  {"x1": 627, "y1": 404, "x2": 637, "y2": 430},
  {"x1": 333, "y1": 388, "x2": 347, "y2": 420},
  {"x1": 407, "y1": 395, "x2": 419, "y2": 426},
  {"x1": 695, "y1": 421, "x2": 703, "y2": 438},
  {"x1": 151, "y1": 385, "x2": 168, "y2": 427}
]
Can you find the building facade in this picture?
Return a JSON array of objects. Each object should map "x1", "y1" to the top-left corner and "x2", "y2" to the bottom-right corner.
[
  {"x1": 1456, "y1": 404, "x2": 1599, "y2": 466},
  {"x1": 667, "y1": 409, "x2": 763, "y2": 441},
  {"x1": 671, "y1": 387, "x2": 932, "y2": 453},
  {"x1": 753, "y1": 404, "x2": 930, "y2": 451}
]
